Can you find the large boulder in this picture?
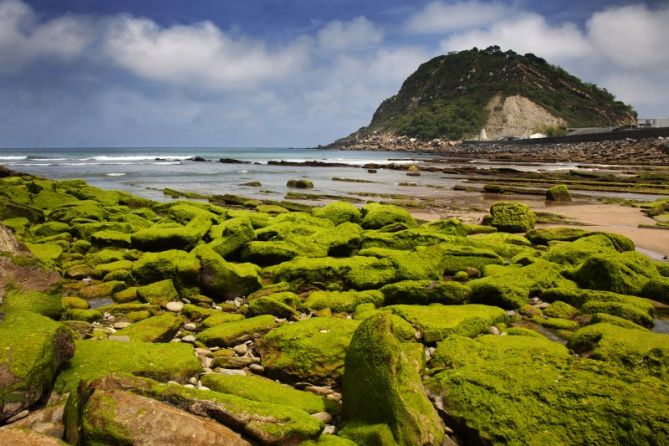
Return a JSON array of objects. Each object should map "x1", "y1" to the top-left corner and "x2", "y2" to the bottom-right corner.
[
  {"x1": 489, "y1": 201, "x2": 535, "y2": 233},
  {"x1": 361, "y1": 203, "x2": 416, "y2": 230},
  {"x1": 196, "y1": 246, "x2": 262, "y2": 299},
  {"x1": 340, "y1": 313, "x2": 444, "y2": 446},
  {"x1": 0, "y1": 428, "x2": 67, "y2": 446},
  {"x1": 0, "y1": 312, "x2": 74, "y2": 421}
]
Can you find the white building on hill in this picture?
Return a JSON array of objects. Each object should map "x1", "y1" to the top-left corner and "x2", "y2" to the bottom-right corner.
[{"x1": 638, "y1": 118, "x2": 669, "y2": 128}]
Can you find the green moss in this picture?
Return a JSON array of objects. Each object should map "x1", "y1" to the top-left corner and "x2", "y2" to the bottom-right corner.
[
  {"x1": 31, "y1": 221, "x2": 70, "y2": 237},
  {"x1": 200, "y1": 373, "x2": 334, "y2": 414},
  {"x1": 32, "y1": 189, "x2": 78, "y2": 209},
  {"x1": 489, "y1": 201, "x2": 535, "y2": 232},
  {"x1": 304, "y1": 289, "x2": 383, "y2": 313},
  {"x1": 380, "y1": 280, "x2": 470, "y2": 305},
  {"x1": 53, "y1": 340, "x2": 201, "y2": 393},
  {"x1": 340, "y1": 313, "x2": 443, "y2": 446},
  {"x1": 195, "y1": 245, "x2": 262, "y2": 299},
  {"x1": 137, "y1": 279, "x2": 179, "y2": 305},
  {"x1": 470, "y1": 259, "x2": 576, "y2": 309},
  {"x1": 426, "y1": 333, "x2": 669, "y2": 445},
  {"x1": 287, "y1": 179, "x2": 314, "y2": 189},
  {"x1": 85, "y1": 248, "x2": 127, "y2": 266},
  {"x1": 581, "y1": 300, "x2": 654, "y2": 327},
  {"x1": 113, "y1": 286, "x2": 138, "y2": 303},
  {"x1": 257, "y1": 317, "x2": 360, "y2": 384},
  {"x1": 49, "y1": 202, "x2": 107, "y2": 222},
  {"x1": 201, "y1": 312, "x2": 245, "y2": 328},
  {"x1": 543, "y1": 301, "x2": 578, "y2": 319},
  {"x1": 360, "y1": 203, "x2": 416, "y2": 229},
  {"x1": 2, "y1": 288, "x2": 62, "y2": 319},
  {"x1": 543, "y1": 234, "x2": 619, "y2": 266},
  {"x1": 93, "y1": 259, "x2": 133, "y2": 278},
  {"x1": 241, "y1": 240, "x2": 300, "y2": 266},
  {"x1": 79, "y1": 281, "x2": 126, "y2": 300},
  {"x1": 63, "y1": 309, "x2": 103, "y2": 322},
  {"x1": 90, "y1": 230, "x2": 131, "y2": 248},
  {"x1": 25, "y1": 242, "x2": 62, "y2": 264},
  {"x1": 590, "y1": 312, "x2": 647, "y2": 330},
  {"x1": 569, "y1": 323, "x2": 669, "y2": 378},
  {"x1": 526, "y1": 227, "x2": 588, "y2": 245},
  {"x1": 312, "y1": 201, "x2": 362, "y2": 225},
  {"x1": 62, "y1": 296, "x2": 91, "y2": 310},
  {"x1": 248, "y1": 291, "x2": 301, "y2": 318},
  {"x1": 541, "y1": 287, "x2": 655, "y2": 313},
  {"x1": 207, "y1": 217, "x2": 256, "y2": 258},
  {"x1": 361, "y1": 226, "x2": 460, "y2": 250},
  {"x1": 538, "y1": 317, "x2": 580, "y2": 331},
  {"x1": 131, "y1": 214, "x2": 211, "y2": 251},
  {"x1": 300, "y1": 434, "x2": 358, "y2": 446},
  {"x1": 197, "y1": 315, "x2": 277, "y2": 346},
  {"x1": 115, "y1": 314, "x2": 183, "y2": 342},
  {"x1": 131, "y1": 249, "x2": 200, "y2": 284},
  {"x1": 571, "y1": 251, "x2": 658, "y2": 296},
  {"x1": 642, "y1": 277, "x2": 669, "y2": 304},
  {"x1": 385, "y1": 304, "x2": 506, "y2": 343},
  {"x1": 545, "y1": 184, "x2": 571, "y2": 201},
  {"x1": 505, "y1": 326, "x2": 544, "y2": 337}
]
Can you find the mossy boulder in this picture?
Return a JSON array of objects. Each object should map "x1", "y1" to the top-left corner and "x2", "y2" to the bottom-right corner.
[
  {"x1": 62, "y1": 296, "x2": 90, "y2": 310},
  {"x1": 137, "y1": 279, "x2": 180, "y2": 305},
  {"x1": 63, "y1": 308, "x2": 103, "y2": 322},
  {"x1": 543, "y1": 234, "x2": 621, "y2": 266},
  {"x1": 360, "y1": 203, "x2": 416, "y2": 229},
  {"x1": 287, "y1": 179, "x2": 314, "y2": 189},
  {"x1": 571, "y1": 251, "x2": 658, "y2": 296},
  {"x1": 67, "y1": 374, "x2": 323, "y2": 445},
  {"x1": 90, "y1": 230, "x2": 132, "y2": 247},
  {"x1": 426, "y1": 333, "x2": 669, "y2": 445},
  {"x1": 312, "y1": 202, "x2": 362, "y2": 225},
  {"x1": 196, "y1": 246, "x2": 262, "y2": 299},
  {"x1": 380, "y1": 280, "x2": 471, "y2": 305},
  {"x1": 340, "y1": 313, "x2": 444, "y2": 446},
  {"x1": 53, "y1": 339, "x2": 201, "y2": 393},
  {"x1": 201, "y1": 373, "x2": 334, "y2": 414},
  {"x1": 202, "y1": 312, "x2": 245, "y2": 328},
  {"x1": 257, "y1": 317, "x2": 360, "y2": 385},
  {"x1": 1, "y1": 289, "x2": 62, "y2": 319},
  {"x1": 385, "y1": 304, "x2": 507, "y2": 343},
  {"x1": 303, "y1": 289, "x2": 384, "y2": 313},
  {"x1": 207, "y1": 217, "x2": 256, "y2": 259},
  {"x1": 132, "y1": 249, "x2": 200, "y2": 284},
  {"x1": 31, "y1": 221, "x2": 70, "y2": 237},
  {"x1": 197, "y1": 315, "x2": 278, "y2": 347},
  {"x1": 240, "y1": 240, "x2": 300, "y2": 266},
  {"x1": 79, "y1": 280, "x2": 126, "y2": 300},
  {"x1": 115, "y1": 314, "x2": 183, "y2": 342},
  {"x1": 569, "y1": 323, "x2": 669, "y2": 378},
  {"x1": 25, "y1": 242, "x2": 62, "y2": 264},
  {"x1": 545, "y1": 184, "x2": 571, "y2": 201},
  {"x1": 543, "y1": 300, "x2": 578, "y2": 319},
  {"x1": 0, "y1": 312, "x2": 74, "y2": 421},
  {"x1": 526, "y1": 227, "x2": 588, "y2": 245},
  {"x1": 581, "y1": 300, "x2": 654, "y2": 327},
  {"x1": 489, "y1": 201, "x2": 535, "y2": 233},
  {"x1": 248, "y1": 291, "x2": 301, "y2": 318},
  {"x1": 31, "y1": 189, "x2": 78, "y2": 209},
  {"x1": 131, "y1": 214, "x2": 211, "y2": 251}
]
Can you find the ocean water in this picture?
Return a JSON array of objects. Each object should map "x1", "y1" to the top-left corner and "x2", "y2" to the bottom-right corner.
[{"x1": 0, "y1": 146, "x2": 660, "y2": 204}]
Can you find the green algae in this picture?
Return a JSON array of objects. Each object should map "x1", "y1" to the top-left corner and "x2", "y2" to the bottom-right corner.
[
  {"x1": 1, "y1": 288, "x2": 62, "y2": 319},
  {"x1": 197, "y1": 315, "x2": 277, "y2": 346},
  {"x1": 380, "y1": 279, "x2": 470, "y2": 305},
  {"x1": 304, "y1": 289, "x2": 384, "y2": 313},
  {"x1": 115, "y1": 313, "x2": 183, "y2": 342}
]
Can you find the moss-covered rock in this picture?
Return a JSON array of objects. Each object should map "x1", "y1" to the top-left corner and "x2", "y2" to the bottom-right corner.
[
  {"x1": 93, "y1": 259, "x2": 133, "y2": 278},
  {"x1": 545, "y1": 184, "x2": 571, "y2": 201},
  {"x1": 543, "y1": 300, "x2": 578, "y2": 319},
  {"x1": 1, "y1": 288, "x2": 62, "y2": 319},
  {"x1": 380, "y1": 280, "x2": 470, "y2": 305},
  {"x1": 568, "y1": 323, "x2": 669, "y2": 378},
  {"x1": 131, "y1": 249, "x2": 200, "y2": 285},
  {"x1": 426, "y1": 334, "x2": 669, "y2": 445},
  {"x1": 240, "y1": 240, "x2": 300, "y2": 266},
  {"x1": 360, "y1": 203, "x2": 416, "y2": 229},
  {"x1": 115, "y1": 314, "x2": 183, "y2": 342},
  {"x1": 62, "y1": 295, "x2": 90, "y2": 310},
  {"x1": 385, "y1": 304, "x2": 506, "y2": 343},
  {"x1": 312, "y1": 201, "x2": 362, "y2": 225},
  {"x1": 131, "y1": 214, "x2": 211, "y2": 251},
  {"x1": 287, "y1": 179, "x2": 314, "y2": 189},
  {"x1": 63, "y1": 308, "x2": 103, "y2": 322},
  {"x1": 197, "y1": 315, "x2": 278, "y2": 347},
  {"x1": 525, "y1": 227, "x2": 588, "y2": 245},
  {"x1": 202, "y1": 312, "x2": 245, "y2": 328},
  {"x1": 79, "y1": 280, "x2": 126, "y2": 300},
  {"x1": 90, "y1": 230, "x2": 132, "y2": 247},
  {"x1": 489, "y1": 201, "x2": 535, "y2": 232},
  {"x1": 340, "y1": 313, "x2": 443, "y2": 446},
  {"x1": 53, "y1": 339, "x2": 201, "y2": 393},
  {"x1": 207, "y1": 217, "x2": 256, "y2": 258},
  {"x1": 248, "y1": 291, "x2": 301, "y2": 318},
  {"x1": 571, "y1": 251, "x2": 658, "y2": 296},
  {"x1": 303, "y1": 289, "x2": 384, "y2": 313},
  {"x1": 25, "y1": 242, "x2": 62, "y2": 264},
  {"x1": 257, "y1": 317, "x2": 360, "y2": 385},
  {"x1": 201, "y1": 373, "x2": 334, "y2": 414},
  {"x1": 581, "y1": 300, "x2": 654, "y2": 327},
  {"x1": 0, "y1": 312, "x2": 74, "y2": 421},
  {"x1": 32, "y1": 189, "x2": 78, "y2": 209},
  {"x1": 196, "y1": 246, "x2": 262, "y2": 299},
  {"x1": 137, "y1": 279, "x2": 180, "y2": 305},
  {"x1": 31, "y1": 221, "x2": 70, "y2": 237}
]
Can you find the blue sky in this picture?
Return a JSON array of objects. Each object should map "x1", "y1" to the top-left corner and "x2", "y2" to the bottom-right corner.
[{"x1": 0, "y1": 0, "x2": 667, "y2": 148}]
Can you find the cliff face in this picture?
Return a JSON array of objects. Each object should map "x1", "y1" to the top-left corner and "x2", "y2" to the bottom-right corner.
[{"x1": 329, "y1": 46, "x2": 636, "y2": 148}]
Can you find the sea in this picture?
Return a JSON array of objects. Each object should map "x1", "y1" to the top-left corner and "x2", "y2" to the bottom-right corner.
[{"x1": 0, "y1": 146, "x2": 659, "y2": 204}]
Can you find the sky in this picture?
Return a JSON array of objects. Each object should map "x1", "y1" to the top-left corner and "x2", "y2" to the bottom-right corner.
[{"x1": 0, "y1": 0, "x2": 667, "y2": 148}]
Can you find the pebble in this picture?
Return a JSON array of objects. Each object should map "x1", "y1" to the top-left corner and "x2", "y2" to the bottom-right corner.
[
  {"x1": 184, "y1": 384, "x2": 195, "y2": 389},
  {"x1": 198, "y1": 385, "x2": 211, "y2": 391},
  {"x1": 537, "y1": 302, "x2": 550, "y2": 309},
  {"x1": 233, "y1": 344, "x2": 248, "y2": 355},
  {"x1": 305, "y1": 385, "x2": 333, "y2": 396},
  {"x1": 217, "y1": 368, "x2": 246, "y2": 376},
  {"x1": 184, "y1": 323, "x2": 197, "y2": 331},
  {"x1": 249, "y1": 364, "x2": 264, "y2": 374},
  {"x1": 488, "y1": 326, "x2": 500, "y2": 335},
  {"x1": 322, "y1": 425, "x2": 336, "y2": 435},
  {"x1": 326, "y1": 392, "x2": 342, "y2": 402},
  {"x1": 108, "y1": 335, "x2": 130, "y2": 342},
  {"x1": 319, "y1": 329, "x2": 329, "y2": 334},
  {"x1": 202, "y1": 357, "x2": 214, "y2": 368},
  {"x1": 113, "y1": 322, "x2": 131, "y2": 329},
  {"x1": 167, "y1": 380, "x2": 180, "y2": 386},
  {"x1": 195, "y1": 347, "x2": 211, "y2": 356},
  {"x1": 166, "y1": 301, "x2": 184, "y2": 312},
  {"x1": 188, "y1": 377, "x2": 198, "y2": 385},
  {"x1": 170, "y1": 338, "x2": 182, "y2": 343},
  {"x1": 181, "y1": 335, "x2": 197, "y2": 343},
  {"x1": 209, "y1": 346, "x2": 220, "y2": 352},
  {"x1": 311, "y1": 412, "x2": 332, "y2": 424}
]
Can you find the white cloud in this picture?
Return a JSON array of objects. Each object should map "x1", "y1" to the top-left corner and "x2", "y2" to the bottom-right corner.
[
  {"x1": 406, "y1": 1, "x2": 511, "y2": 34},
  {"x1": 102, "y1": 16, "x2": 311, "y2": 90},
  {"x1": 317, "y1": 16, "x2": 383, "y2": 51},
  {"x1": 440, "y1": 13, "x2": 591, "y2": 60},
  {"x1": 0, "y1": 0, "x2": 92, "y2": 71}
]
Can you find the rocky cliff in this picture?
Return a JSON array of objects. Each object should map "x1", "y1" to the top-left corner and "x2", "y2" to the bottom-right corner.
[{"x1": 329, "y1": 46, "x2": 636, "y2": 149}]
